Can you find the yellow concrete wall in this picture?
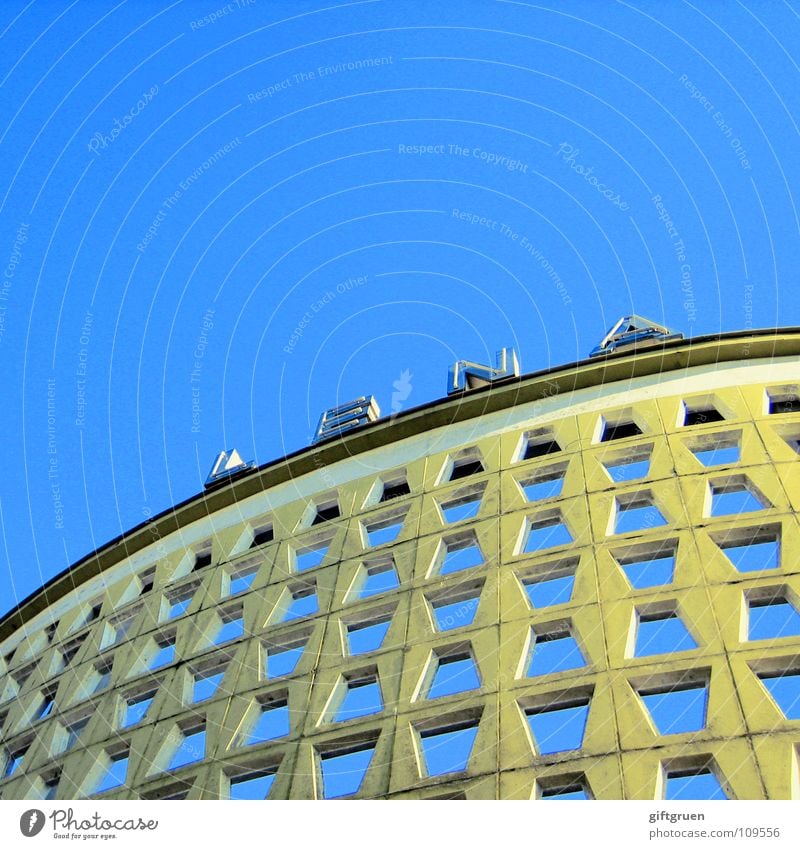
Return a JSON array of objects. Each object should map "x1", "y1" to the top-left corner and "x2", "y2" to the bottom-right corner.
[{"x1": 1, "y1": 376, "x2": 799, "y2": 800}]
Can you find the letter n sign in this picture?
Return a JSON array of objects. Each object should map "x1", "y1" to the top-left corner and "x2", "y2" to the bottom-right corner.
[{"x1": 447, "y1": 347, "x2": 520, "y2": 395}]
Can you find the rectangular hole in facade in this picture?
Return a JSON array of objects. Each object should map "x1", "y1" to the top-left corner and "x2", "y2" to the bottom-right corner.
[
  {"x1": 281, "y1": 585, "x2": 318, "y2": 622},
  {"x1": 429, "y1": 583, "x2": 483, "y2": 632},
  {"x1": 92, "y1": 751, "x2": 129, "y2": 795},
  {"x1": 264, "y1": 637, "x2": 307, "y2": 679},
  {"x1": 539, "y1": 776, "x2": 591, "y2": 800},
  {"x1": 346, "y1": 616, "x2": 392, "y2": 656},
  {"x1": 634, "y1": 610, "x2": 697, "y2": 657},
  {"x1": 527, "y1": 627, "x2": 586, "y2": 677},
  {"x1": 418, "y1": 721, "x2": 479, "y2": 777},
  {"x1": 602, "y1": 445, "x2": 652, "y2": 483},
  {"x1": 664, "y1": 764, "x2": 727, "y2": 800},
  {"x1": 600, "y1": 420, "x2": 642, "y2": 442},
  {"x1": 333, "y1": 676, "x2": 383, "y2": 722},
  {"x1": 167, "y1": 724, "x2": 206, "y2": 770},
  {"x1": 427, "y1": 652, "x2": 480, "y2": 699},
  {"x1": 613, "y1": 495, "x2": 667, "y2": 535},
  {"x1": 519, "y1": 465, "x2": 566, "y2": 502},
  {"x1": 449, "y1": 457, "x2": 484, "y2": 481},
  {"x1": 312, "y1": 501, "x2": 340, "y2": 525},
  {"x1": 635, "y1": 677, "x2": 708, "y2": 735},
  {"x1": 214, "y1": 610, "x2": 245, "y2": 645},
  {"x1": 521, "y1": 430, "x2": 561, "y2": 460},
  {"x1": 756, "y1": 669, "x2": 800, "y2": 720},
  {"x1": 240, "y1": 698, "x2": 291, "y2": 744},
  {"x1": 767, "y1": 388, "x2": 800, "y2": 414},
  {"x1": 525, "y1": 694, "x2": 591, "y2": 754},
  {"x1": 318, "y1": 741, "x2": 376, "y2": 799},
  {"x1": 522, "y1": 560, "x2": 578, "y2": 608},
  {"x1": 354, "y1": 560, "x2": 400, "y2": 599},
  {"x1": 523, "y1": 515, "x2": 573, "y2": 553},
  {"x1": 122, "y1": 689, "x2": 156, "y2": 727},
  {"x1": 363, "y1": 511, "x2": 406, "y2": 547},
  {"x1": 439, "y1": 486, "x2": 484, "y2": 524},
  {"x1": 687, "y1": 432, "x2": 741, "y2": 467},
  {"x1": 614, "y1": 541, "x2": 677, "y2": 589},
  {"x1": 747, "y1": 594, "x2": 800, "y2": 641},
  {"x1": 250, "y1": 522, "x2": 274, "y2": 548},
  {"x1": 294, "y1": 541, "x2": 330, "y2": 572},
  {"x1": 713, "y1": 526, "x2": 780, "y2": 573},
  {"x1": 439, "y1": 534, "x2": 484, "y2": 576},
  {"x1": 229, "y1": 769, "x2": 277, "y2": 799},
  {"x1": 380, "y1": 479, "x2": 410, "y2": 502}
]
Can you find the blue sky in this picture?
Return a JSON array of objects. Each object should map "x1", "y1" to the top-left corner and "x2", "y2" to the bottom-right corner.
[{"x1": 1, "y1": 0, "x2": 799, "y2": 611}]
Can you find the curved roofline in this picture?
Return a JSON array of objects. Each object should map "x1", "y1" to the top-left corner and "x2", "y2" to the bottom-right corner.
[{"x1": 2, "y1": 326, "x2": 799, "y2": 640}]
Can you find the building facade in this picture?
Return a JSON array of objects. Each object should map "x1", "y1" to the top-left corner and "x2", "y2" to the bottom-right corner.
[{"x1": 1, "y1": 328, "x2": 799, "y2": 800}]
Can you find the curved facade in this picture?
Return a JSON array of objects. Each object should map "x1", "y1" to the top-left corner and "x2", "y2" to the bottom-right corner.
[{"x1": 1, "y1": 329, "x2": 800, "y2": 801}]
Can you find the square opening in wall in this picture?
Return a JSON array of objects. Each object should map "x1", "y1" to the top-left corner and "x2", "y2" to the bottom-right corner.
[
  {"x1": 602, "y1": 445, "x2": 652, "y2": 483},
  {"x1": 520, "y1": 429, "x2": 561, "y2": 461},
  {"x1": 633, "y1": 609, "x2": 697, "y2": 657},
  {"x1": 598, "y1": 412, "x2": 643, "y2": 442},
  {"x1": 229, "y1": 769, "x2": 277, "y2": 800},
  {"x1": 681, "y1": 398, "x2": 726, "y2": 427},
  {"x1": 612, "y1": 493, "x2": 667, "y2": 535},
  {"x1": 329, "y1": 674, "x2": 383, "y2": 723},
  {"x1": 663, "y1": 762, "x2": 728, "y2": 800},
  {"x1": 712, "y1": 525, "x2": 780, "y2": 573},
  {"x1": 708, "y1": 478, "x2": 768, "y2": 517},
  {"x1": 527, "y1": 626, "x2": 586, "y2": 677},
  {"x1": 318, "y1": 740, "x2": 377, "y2": 799},
  {"x1": 767, "y1": 386, "x2": 800, "y2": 414},
  {"x1": 519, "y1": 464, "x2": 567, "y2": 502},
  {"x1": 522, "y1": 513, "x2": 573, "y2": 553},
  {"x1": 521, "y1": 559, "x2": 578, "y2": 608},
  {"x1": 437, "y1": 533, "x2": 484, "y2": 576},
  {"x1": 345, "y1": 613, "x2": 393, "y2": 655},
  {"x1": 417, "y1": 719, "x2": 479, "y2": 777},
  {"x1": 634, "y1": 674, "x2": 708, "y2": 735},
  {"x1": 686, "y1": 432, "x2": 741, "y2": 467},
  {"x1": 613, "y1": 541, "x2": 677, "y2": 589},
  {"x1": 525, "y1": 692, "x2": 591, "y2": 755},
  {"x1": 746, "y1": 590, "x2": 800, "y2": 641},
  {"x1": 439, "y1": 488, "x2": 484, "y2": 524}
]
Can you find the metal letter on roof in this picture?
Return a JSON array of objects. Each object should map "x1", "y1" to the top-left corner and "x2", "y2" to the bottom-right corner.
[
  {"x1": 590, "y1": 315, "x2": 683, "y2": 357},
  {"x1": 204, "y1": 448, "x2": 253, "y2": 489},
  {"x1": 313, "y1": 396, "x2": 381, "y2": 444},
  {"x1": 447, "y1": 347, "x2": 520, "y2": 395}
]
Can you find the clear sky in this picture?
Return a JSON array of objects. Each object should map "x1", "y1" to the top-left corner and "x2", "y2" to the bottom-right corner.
[{"x1": 1, "y1": 0, "x2": 799, "y2": 614}]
